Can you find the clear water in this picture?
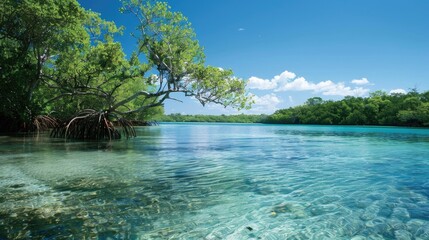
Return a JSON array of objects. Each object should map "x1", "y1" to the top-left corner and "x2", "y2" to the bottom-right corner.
[{"x1": 1, "y1": 123, "x2": 429, "y2": 239}]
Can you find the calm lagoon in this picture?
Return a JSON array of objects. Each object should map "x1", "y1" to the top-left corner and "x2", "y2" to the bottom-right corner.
[{"x1": 1, "y1": 123, "x2": 429, "y2": 239}]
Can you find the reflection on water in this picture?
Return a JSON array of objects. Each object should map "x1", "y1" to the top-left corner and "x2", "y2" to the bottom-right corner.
[{"x1": 1, "y1": 123, "x2": 429, "y2": 239}]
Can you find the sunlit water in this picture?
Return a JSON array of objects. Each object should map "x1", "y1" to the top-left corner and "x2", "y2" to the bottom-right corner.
[{"x1": 1, "y1": 123, "x2": 429, "y2": 239}]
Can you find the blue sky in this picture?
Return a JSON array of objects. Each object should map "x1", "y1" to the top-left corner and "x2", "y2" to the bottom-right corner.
[{"x1": 79, "y1": 0, "x2": 429, "y2": 115}]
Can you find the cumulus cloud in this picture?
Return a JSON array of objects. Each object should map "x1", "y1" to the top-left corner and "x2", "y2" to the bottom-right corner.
[
  {"x1": 252, "y1": 93, "x2": 281, "y2": 106},
  {"x1": 276, "y1": 77, "x2": 314, "y2": 91},
  {"x1": 203, "y1": 93, "x2": 281, "y2": 115},
  {"x1": 247, "y1": 70, "x2": 296, "y2": 90},
  {"x1": 389, "y1": 88, "x2": 407, "y2": 95},
  {"x1": 275, "y1": 77, "x2": 369, "y2": 97},
  {"x1": 351, "y1": 78, "x2": 370, "y2": 85},
  {"x1": 247, "y1": 76, "x2": 277, "y2": 90},
  {"x1": 246, "y1": 93, "x2": 281, "y2": 114},
  {"x1": 273, "y1": 70, "x2": 296, "y2": 83},
  {"x1": 248, "y1": 69, "x2": 371, "y2": 97},
  {"x1": 320, "y1": 83, "x2": 370, "y2": 97}
]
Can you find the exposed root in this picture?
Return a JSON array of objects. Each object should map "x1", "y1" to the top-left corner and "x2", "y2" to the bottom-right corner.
[
  {"x1": 117, "y1": 118, "x2": 136, "y2": 138},
  {"x1": 50, "y1": 109, "x2": 134, "y2": 140},
  {"x1": 32, "y1": 115, "x2": 59, "y2": 132}
]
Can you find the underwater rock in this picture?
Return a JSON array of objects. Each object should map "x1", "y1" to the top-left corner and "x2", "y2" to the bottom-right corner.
[
  {"x1": 93, "y1": 216, "x2": 108, "y2": 224},
  {"x1": 9, "y1": 183, "x2": 26, "y2": 189},
  {"x1": 366, "y1": 193, "x2": 385, "y2": 201},
  {"x1": 254, "y1": 186, "x2": 275, "y2": 195},
  {"x1": 367, "y1": 233, "x2": 386, "y2": 240},
  {"x1": 409, "y1": 202, "x2": 429, "y2": 221},
  {"x1": 394, "y1": 229, "x2": 412, "y2": 240},
  {"x1": 336, "y1": 217, "x2": 363, "y2": 236},
  {"x1": 350, "y1": 236, "x2": 366, "y2": 240},
  {"x1": 271, "y1": 202, "x2": 307, "y2": 218},
  {"x1": 377, "y1": 204, "x2": 392, "y2": 218},
  {"x1": 36, "y1": 206, "x2": 62, "y2": 219},
  {"x1": 310, "y1": 229, "x2": 336, "y2": 239},
  {"x1": 414, "y1": 224, "x2": 429, "y2": 239},
  {"x1": 313, "y1": 195, "x2": 341, "y2": 205},
  {"x1": 309, "y1": 203, "x2": 338, "y2": 216},
  {"x1": 406, "y1": 219, "x2": 426, "y2": 233},
  {"x1": 355, "y1": 198, "x2": 373, "y2": 209},
  {"x1": 365, "y1": 217, "x2": 386, "y2": 228},
  {"x1": 392, "y1": 207, "x2": 410, "y2": 221},
  {"x1": 387, "y1": 218, "x2": 407, "y2": 230},
  {"x1": 243, "y1": 178, "x2": 277, "y2": 195},
  {"x1": 360, "y1": 211, "x2": 377, "y2": 221}
]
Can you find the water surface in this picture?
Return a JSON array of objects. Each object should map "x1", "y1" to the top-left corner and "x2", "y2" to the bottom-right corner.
[{"x1": 1, "y1": 123, "x2": 429, "y2": 239}]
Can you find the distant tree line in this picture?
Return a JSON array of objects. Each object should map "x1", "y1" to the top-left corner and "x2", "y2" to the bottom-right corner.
[
  {"x1": 156, "y1": 114, "x2": 267, "y2": 123},
  {"x1": 264, "y1": 90, "x2": 429, "y2": 127}
]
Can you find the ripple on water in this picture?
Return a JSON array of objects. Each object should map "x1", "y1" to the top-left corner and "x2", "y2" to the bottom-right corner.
[{"x1": 1, "y1": 124, "x2": 429, "y2": 239}]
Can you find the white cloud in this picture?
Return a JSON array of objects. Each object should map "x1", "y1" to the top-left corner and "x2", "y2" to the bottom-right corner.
[
  {"x1": 273, "y1": 70, "x2": 296, "y2": 83},
  {"x1": 245, "y1": 93, "x2": 281, "y2": 114},
  {"x1": 288, "y1": 96, "x2": 294, "y2": 103},
  {"x1": 238, "y1": 28, "x2": 245, "y2": 31},
  {"x1": 320, "y1": 83, "x2": 370, "y2": 97},
  {"x1": 246, "y1": 69, "x2": 370, "y2": 97},
  {"x1": 203, "y1": 93, "x2": 280, "y2": 115},
  {"x1": 247, "y1": 70, "x2": 369, "y2": 97},
  {"x1": 276, "y1": 77, "x2": 314, "y2": 91},
  {"x1": 351, "y1": 78, "x2": 370, "y2": 85},
  {"x1": 252, "y1": 93, "x2": 281, "y2": 106},
  {"x1": 389, "y1": 88, "x2": 407, "y2": 95},
  {"x1": 247, "y1": 76, "x2": 277, "y2": 90},
  {"x1": 247, "y1": 70, "x2": 296, "y2": 90}
]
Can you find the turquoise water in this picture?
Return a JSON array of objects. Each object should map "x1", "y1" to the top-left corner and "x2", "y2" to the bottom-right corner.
[{"x1": 1, "y1": 123, "x2": 429, "y2": 239}]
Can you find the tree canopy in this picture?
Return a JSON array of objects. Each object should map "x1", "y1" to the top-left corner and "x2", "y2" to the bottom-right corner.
[
  {"x1": 0, "y1": 0, "x2": 94, "y2": 131},
  {"x1": 157, "y1": 113, "x2": 266, "y2": 123},
  {"x1": 264, "y1": 90, "x2": 429, "y2": 127},
  {"x1": 0, "y1": 0, "x2": 252, "y2": 139}
]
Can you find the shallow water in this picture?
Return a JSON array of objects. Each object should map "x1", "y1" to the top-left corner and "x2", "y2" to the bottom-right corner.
[{"x1": 1, "y1": 123, "x2": 429, "y2": 239}]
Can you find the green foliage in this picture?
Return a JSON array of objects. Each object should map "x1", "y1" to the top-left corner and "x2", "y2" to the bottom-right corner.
[
  {"x1": 1, "y1": 0, "x2": 252, "y2": 138},
  {"x1": 305, "y1": 97, "x2": 324, "y2": 106},
  {"x1": 157, "y1": 114, "x2": 267, "y2": 123},
  {"x1": 0, "y1": 0, "x2": 91, "y2": 130},
  {"x1": 265, "y1": 90, "x2": 429, "y2": 127},
  {"x1": 121, "y1": 0, "x2": 252, "y2": 110}
]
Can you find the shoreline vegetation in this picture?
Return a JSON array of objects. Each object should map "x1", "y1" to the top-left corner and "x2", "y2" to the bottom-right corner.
[
  {"x1": 156, "y1": 114, "x2": 267, "y2": 123},
  {"x1": 0, "y1": 0, "x2": 250, "y2": 139},
  {"x1": 156, "y1": 90, "x2": 429, "y2": 127},
  {"x1": 1, "y1": 1, "x2": 428, "y2": 139}
]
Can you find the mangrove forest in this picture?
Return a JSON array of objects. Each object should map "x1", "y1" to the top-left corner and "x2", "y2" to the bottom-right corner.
[{"x1": 0, "y1": 0, "x2": 251, "y2": 139}]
